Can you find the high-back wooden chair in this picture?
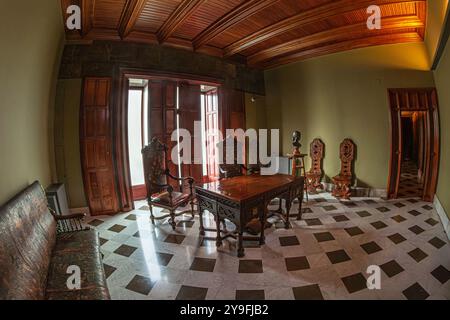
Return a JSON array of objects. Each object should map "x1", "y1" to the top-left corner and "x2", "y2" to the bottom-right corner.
[
  {"x1": 142, "y1": 137, "x2": 195, "y2": 230},
  {"x1": 306, "y1": 139, "x2": 325, "y2": 193},
  {"x1": 218, "y1": 136, "x2": 250, "y2": 179},
  {"x1": 332, "y1": 139, "x2": 355, "y2": 199}
]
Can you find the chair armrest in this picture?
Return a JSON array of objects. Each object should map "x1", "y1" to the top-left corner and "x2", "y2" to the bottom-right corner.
[
  {"x1": 54, "y1": 213, "x2": 89, "y2": 234},
  {"x1": 54, "y1": 213, "x2": 86, "y2": 221},
  {"x1": 166, "y1": 171, "x2": 194, "y2": 183},
  {"x1": 166, "y1": 171, "x2": 194, "y2": 193}
]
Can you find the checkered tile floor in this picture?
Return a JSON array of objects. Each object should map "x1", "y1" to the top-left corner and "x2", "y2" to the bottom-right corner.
[
  {"x1": 86, "y1": 193, "x2": 450, "y2": 300},
  {"x1": 398, "y1": 161, "x2": 424, "y2": 198}
]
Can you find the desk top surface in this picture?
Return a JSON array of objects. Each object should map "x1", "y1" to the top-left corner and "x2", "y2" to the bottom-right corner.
[{"x1": 196, "y1": 174, "x2": 304, "y2": 202}]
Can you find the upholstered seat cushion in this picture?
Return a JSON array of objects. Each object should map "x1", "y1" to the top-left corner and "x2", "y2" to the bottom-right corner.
[
  {"x1": 53, "y1": 229, "x2": 100, "y2": 253},
  {"x1": 151, "y1": 191, "x2": 190, "y2": 207},
  {"x1": 45, "y1": 229, "x2": 110, "y2": 300}
]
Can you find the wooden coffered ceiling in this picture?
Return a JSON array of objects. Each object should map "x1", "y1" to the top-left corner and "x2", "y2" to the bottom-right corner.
[{"x1": 61, "y1": 0, "x2": 427, "y2": 69}]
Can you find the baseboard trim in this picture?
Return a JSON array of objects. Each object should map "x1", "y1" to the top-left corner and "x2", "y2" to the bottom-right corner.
[
  {"x1": 321, "y1": 183, "x2": 387, "y2": 198},
  {"x1": 70, "y1": 207, "x2": 91, "y2": 216},
  {"x1": 433, "y1": 196, "x2": 450, "y2": 240}
]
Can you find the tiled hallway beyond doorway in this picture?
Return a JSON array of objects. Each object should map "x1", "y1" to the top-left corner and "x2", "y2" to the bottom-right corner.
[{"x1": 398, "y1": 161, "x2": 424, "y2": 199}]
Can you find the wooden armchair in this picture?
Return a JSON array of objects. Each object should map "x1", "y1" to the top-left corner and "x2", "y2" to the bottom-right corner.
[
  {"x1": 142, "y1": 137, "x2": 195, "y2": 230},
  {"x1": 218, "y1": 136, "x2": 253, "y2": 179},
  {"x1": 306, "y1": 139, "x2": 325, "y2": 193},
  {"x1": 332, "y1": 139, "x2": 355, "y2": 200}
]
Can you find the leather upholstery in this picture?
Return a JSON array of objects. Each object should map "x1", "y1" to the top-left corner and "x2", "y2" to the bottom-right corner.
[
  {"x1": 0, "y1": 182, "x2": 110, "y2": 300},
  {"x1": 0, "y1": 182, "x2": 56, "y2": 300},
  {"x1": 46, "y1": 230, "x2": 110, "y2": 300},
  {"x1": 151, "y1": 191, "x2": 190, "y2": 207}
]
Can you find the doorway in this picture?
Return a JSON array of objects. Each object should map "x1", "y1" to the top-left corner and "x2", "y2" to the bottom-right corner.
[
  {"x1": 397, "y1": 112, "x2": 426, "y2": 198},
  {"x1": 126, "y1": 79, "x2": 148, "y2": 201},
  {"x1": 125, "y1": 76, "x2": 221, "y2": 202},
  {"x1": 387, "y1": 88, "x2": 440, "y2": 202}
]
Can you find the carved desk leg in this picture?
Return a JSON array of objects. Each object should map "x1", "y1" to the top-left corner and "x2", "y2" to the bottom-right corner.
[
  {"x1": 215, "y1": 214, "x2": 222, "y2": 247},
  {"x1": 259, "y1": 203, "x2": 266, "y2": 245},
  {"x1": 297, "y1": 186, "x2": 305, "y2": 221},
  {"x1": 238, "y1": 211, "x2": 245, "y2": 258},
  {"x1": 285, "y1": 194, "x2": 292, "y2": 229},
  {"x1": 198, "y1": 204, "x2": 205, "y2": 236}
]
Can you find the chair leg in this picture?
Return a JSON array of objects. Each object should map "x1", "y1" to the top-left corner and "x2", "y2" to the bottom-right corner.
[
  {"x1": 149, "y1": 204, "x2": 155, "y2": 225},
  {"x1": 277, "y1": 199, "x2": 283, "y2": 213},
  {"x1": 170, "y1": 210, "x2": 176, "y2": 230},
  {"x1": 190, "y1": 200, "x2": 195, "y2": 219}
]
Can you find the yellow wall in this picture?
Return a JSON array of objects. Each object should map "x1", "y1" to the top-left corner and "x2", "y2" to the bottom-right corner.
[
  {"x1": 54, "y1": 79, "x2": 87, "y2": 208},
  {"x1": 264, "y1": 42, "x2": 434, "y2": 189},
  {"x1": 434, "y1": 36, "x2": 450, "y2": 218},
  {"x1": 425, "y1": 0, "x2": 449, "y2": 65},
  {"x1": 0, "y1": 1, "x2": 64, "y2": 205},
  {"x1": 245, "y1": 93, "x2": 267, "y2": 130}
]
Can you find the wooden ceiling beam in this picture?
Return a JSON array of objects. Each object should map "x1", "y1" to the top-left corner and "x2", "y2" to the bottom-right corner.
[
  {"x1": 81, "y1": 0, "x2": 94, "y2": 36},
  {"x1": 249, "y1": 15, "x2": 424, "y2": 65},
  {"x1": 118, "y1": 0, "x2": 147, "y2": 39},
  {"x1": 193, "y1": 0, "x2": 280, "y2": 50},
  {"x1": 260, "y1": 32, "x2": 422, "y2": 69},
  {"x1": 224, "y1": 0, "x2": 426, "y2": 57},
  {"x1": 157, "y1": 0, "x2": 207, "y2": 43}
]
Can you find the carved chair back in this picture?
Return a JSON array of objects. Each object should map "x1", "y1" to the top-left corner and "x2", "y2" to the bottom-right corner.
[
  {"x1": 339, "y1": 139, "x2": 355, "y2": 177},
  {"x1": 309, "y1": 139, "x2": 324, "y2": 174},
  {"x1": 218, "y1": 136, "x2": 246, "y2": 179},
  {"x1": 142, "y1": 138, "x2": 168, "y2": 196}
]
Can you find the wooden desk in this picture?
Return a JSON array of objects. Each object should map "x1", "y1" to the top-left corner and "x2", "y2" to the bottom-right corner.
[{"x1": 195, "y1": 174, "x2": 304, "y2": 257}]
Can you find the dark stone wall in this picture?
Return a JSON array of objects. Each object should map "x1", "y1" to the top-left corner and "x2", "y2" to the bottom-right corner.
[{"x1": 59, "y1": 41, "x2": 265, "y2": 95}]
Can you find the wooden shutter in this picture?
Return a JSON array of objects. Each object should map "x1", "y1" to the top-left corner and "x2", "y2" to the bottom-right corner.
[
  {"x1": 148, "y1": 80, "x2": 179, "y2": 187},
  {"x1": 219, "y1": 88, "x2": 246, "y2": 166},
  {"x1": 148, "y1": 80, "x2": 164, "y2": 142},
  {"x1": 163, "y1": 81, "x2": 179, "y2": 180},
  {"x1": 229, "y1": 90, "x2": 246, "y2": 131},
  {"x1": 179, "y1": 82, "x2": 202, "y2": 183},
  {"x1": 80, "y1": 78, "x2": 119, "y2": 215}
]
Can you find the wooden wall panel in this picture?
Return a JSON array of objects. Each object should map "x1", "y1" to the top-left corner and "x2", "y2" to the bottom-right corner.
[
  {"x1": 80, "y1": 77, "x2": 119, "y2": 215},
  {"x1": 148, "y1": 80, "x2": 179, "y2": 187},
  {"x1": 179, "y1": 82, "x2": 202, "y2": 183}
]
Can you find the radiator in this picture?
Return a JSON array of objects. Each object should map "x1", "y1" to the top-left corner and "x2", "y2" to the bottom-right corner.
[{"x1": 46, "y1": 183, "x2": 70, "y2": 216}]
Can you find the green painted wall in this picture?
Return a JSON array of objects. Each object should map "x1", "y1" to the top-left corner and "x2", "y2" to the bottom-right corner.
[
  {"x1": 264, "y1": 42, "x2": 435, "y2": 190},
  {"x1": 245, "y1": 93, "x2": 267, "y2": 130},
  {"x1": 425, "y1": 0, "x2": 449, "y2": 65},
  {"x1": 0, "y1": 1, "x2": 64, "y2": 205},
  {"x1": 434, "y1": 36, "x2": 450, "y2": 218},
  {"x1": 54, "y1": 79, "x2": 87, "y2": 208}
]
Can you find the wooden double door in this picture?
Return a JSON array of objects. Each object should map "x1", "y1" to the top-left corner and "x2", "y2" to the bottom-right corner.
[
  {"x1": 80, "y1": 76, "x2": 246, "y2": 215},
  {"x1": 147, "y1": 80, "x2": 203, "y2": 184},
  {"x1": 80, "y1": 78, "x2": 119, "y2": 215}
]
